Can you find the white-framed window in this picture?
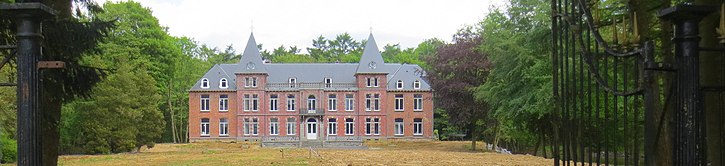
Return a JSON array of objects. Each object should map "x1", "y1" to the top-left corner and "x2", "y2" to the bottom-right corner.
[
  {"x1": 395, "y1": 94, "x2": 404, "y2": 111},
  {"x1": 200, "y1": 95, "x2": 210, "y2": 111},
  {"x1": 219, "y1": 118, "x2": 229, "y2": 136},
  {"x1": 243, "y1": 118, "x2": 251, "y2": 135},
  {"x1": 325, "y1": 78, "x2": 332, "y2": 88},
  {"x1": 289, "y1": 78, "x2": 297, "y2": 88},
  {"x1": 373, "y1": 94, "x2": 380, "y2": 111},
  {"x1": 270, "y1": 94, "x2": 278, "y2": 111},
  {"x1": 373, "y1": 118, "x2": 380, "y2": 135},
  {"x1": 396, "y1": 80, "x2": 403, "y2": 89},
  {"x1": 252, "y1": 77, "x2": 257, "y2": 87},
  {"x1": 414, "y1": 94, "x2": 423, "y2": 111},
  {"x1": 220, "y1": 78, "x2": 228, "y2": 88},
  {"x1": 345, "y1": 94, "x2": 354, "y2": 111},
  {"x1": 244, "y1": 77, "x2": 251, "y2": 87},
  {"x1": 413, "y1": 118, "x2": 423, "y2": 135},
  {"x1": 394, "y1": 118, "x2": 404, "y2": 136},
  {"x1": 365, "y1": 118, "x2": 372, "y2": 135},
  {"x1": 270, "y1": 118, "x2": 279, "y2": 135},
  {"x1": 374, "y1": 77, "x2": 379, "y2": 87},
  {"x1": 366, "y1": 78, "x2": 372, "y2": 87},
  {"x1": 328, "y1": 118, "x2": 337, "y2": 135},
  {"x1": 251, "y1": 118, "x2": 259, "y2": 135},
  {"x1": 201, "y1": 78, "x2": 209, "y2": 88},
  {"x1": 365, "y1": 94, "x2": 371, "y2": 111},
  {"x1": 243, "y1": 94, "x2": 250, "y2": 111},
  {"x1": 200, "y1": 118, "x2": 210, "y2": 136},
  {"x1": 328, "y1": 94, "x2": 337, "y2": 111},
  {"x1": 252, "y1": 94, "x2": 259, "y2": 111},
  {"x1": 307, "y1": 95, "x2": 316, "y2": 111},
  {"x1": 413, "y1": 80, "x2": 421, "y2": 89},
  {"x1": 286, "y1": 118, "x2": 296, "y2": 135},
  {"x1": 287, "y1": 94, "x2": 296, "y2": 111},
  {"x1": 219, "y1": 95, "x2": 228, "y2": 111},
  {"x1": 345, "y1": 118, "x2": 354, "y2": 135}
]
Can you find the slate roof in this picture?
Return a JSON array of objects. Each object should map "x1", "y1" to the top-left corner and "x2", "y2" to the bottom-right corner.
[{"x1": 189, "y1": 33, "x2": 430, "y2": 91}]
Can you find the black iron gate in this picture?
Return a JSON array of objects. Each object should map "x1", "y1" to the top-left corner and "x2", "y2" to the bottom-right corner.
[{"x1": 552, "y1": 0, "x2": 723, "y2": 165}]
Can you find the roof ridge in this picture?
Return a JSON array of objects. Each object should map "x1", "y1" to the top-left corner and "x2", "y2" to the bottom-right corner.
[{"x1": 218, "y1": 64, "x2": 234, "y2": 83}]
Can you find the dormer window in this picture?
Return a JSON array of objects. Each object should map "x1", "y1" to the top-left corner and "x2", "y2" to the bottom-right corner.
[
  {"x1": 289, "y1": 78, "x2": 297, "y2": 88},
  {"x1": 325, "y1": 78, "x2": 332, "y2": 88},
  {"x1": 219, "y1": 78, "x2": 228, "y2": 88},
  {"x1": 413, "y1": 80, "x2": 421, "y2": 89},
  {"x1": 396, "y1": 80, "x2": 403, "y2": 89},
  {"x1": 201, "y1": 78, "x2": 209, "y2": 88}
]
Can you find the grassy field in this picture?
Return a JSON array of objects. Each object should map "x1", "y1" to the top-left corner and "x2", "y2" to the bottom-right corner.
[{"x1": 35, "y1": 141, "x2": 552, "y2": 165}]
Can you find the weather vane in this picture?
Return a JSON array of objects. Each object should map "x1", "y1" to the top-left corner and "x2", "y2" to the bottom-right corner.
[{"x1": 250, "y1": 19, "x2": 254, "y2": 32}]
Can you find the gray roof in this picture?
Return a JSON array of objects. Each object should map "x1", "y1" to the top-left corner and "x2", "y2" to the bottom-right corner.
[
  {"x1": 237, "y1": 33, "x2": 268, "y2": 73},
  {"x1": 190, "y1": 34, "x2": 430, "y2": 91},
  {"x1": 356, "y1": 33, "x2": 387, "y2": 73}
]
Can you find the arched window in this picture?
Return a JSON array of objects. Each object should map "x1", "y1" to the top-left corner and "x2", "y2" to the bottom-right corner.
[
  {"x1": 396, "y1": 80, "x2": 404, "y2": 89},
  {"x1": 219, "y1": 78, "x2": 228, "y2": 88},
  {"x1": 307, "y1": 95, "x2": 317, "y2": 111},
  {"x1": 413, "y1": 80, "x2": 421, "y2": 89},
  {"x1": 201, "y1": 78, "x2": 209, "y2": 88}
]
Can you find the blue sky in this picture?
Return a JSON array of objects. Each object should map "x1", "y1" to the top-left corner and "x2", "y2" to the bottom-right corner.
[{"x1": 94, "y1": 0, "x2": 505, "y2": 53}]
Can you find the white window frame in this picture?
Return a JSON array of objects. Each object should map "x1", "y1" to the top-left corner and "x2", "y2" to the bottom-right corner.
[
  {"x1": 252, "y1": 77, "x2": 257, "y2": 87},
  {"x1": 366, "y1": 78, "x2": 372, "y2": 87},
  {"x1": 244, "y1": 77, "x2": 251, "y2": 87},
  {"x1": 219, "y1": 78, "x2": 228, "y2": 88},
  {"x1": 345, "y1": 94, "x2": 354, "y2": 111},
  {"x1": 395, "y1": 94, "x2": 404, "y2": 111},
  {"x1": 243, "y1": 118, "x2": 251, "y2": 135},
  {"x1": 328, "y1": 94, "x2": 337, "y2": 111},
  {"x1": 396, "y1": 80, "x2": 403, "y2": 89},
  {"x1": 243, "y1": 94, "x2": 250, "y2": 112},
  {"x1": 201, "y1": 78, "x2": 209, "y2": 88},
  {"x1": 373, "y1": 77, "x2": 379, "y2": 87},
  {"x1": 252, "y1": 118, "x2": 259, "y2": 135},
  {"x1": 219, "y1": 95, "x2": 228, "y2": 112},
  {"x1": 200, "y1": 118, "x2": 210, "y2": 136},
  {"x1": 270, "y1": 94, "x2": 278, "y2": 111},
  {"x1": 373, "y1": 94, "x2": 380, "y2": 111},
  {"x1": 289, "y1": 78, "x2": 297, "y2": 88},
  {"x1": 286, "y1": 118, "x2": 296, "y2": 135},
  {"x1": 414, "y1": 94, "x2": 423, "y2": 111},
  {"x1": 219, "y1": 118, "x2": 229, "y2": 136},
  {"x1": 307, "y1": 96, "x2": 316, "y2": 111},
  {"x1": 270, "y1": 118, "x2": 279, "y2": 135},
  {"x1": 287, "y1": 95, "x2": 296, "y2": 111},
  {"x1": 252, "y1": 94, "x2": 259, "y2": 111},
  {"x1": 413, "y1": 119, "x2": 423, "y2": 136},
  {"x1": 328, "y1": 119, "x2": 337, "y2": 135},
  {"x1": 413, "y1": 80, "x2": 421, "y2": 89},
  {"x1": 325, "y1": 78, "x2": 332, "y2": 88},
  {"x1": 365, "y1": 94, "x2": 371, "y2": 111},
  {"x1": 373, "y1": 118, "x2": 381, "y2": 135},
  {"x1": 345, "y1": 118, "x2": 354, "y2": 135},
  {"x1": 394, "y1": 119, "x2": 404, "y2": 136},
  {"x1": 200, "y1": 95, "x2": 210, "y2": 112},
  {"x1": 365, "y1": 118, "x2": 372, "y2": 135}
]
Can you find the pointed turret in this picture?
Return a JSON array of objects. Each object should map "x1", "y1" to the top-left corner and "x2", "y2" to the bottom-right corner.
[
  {"x1": 238, "y1": 33, "x2": 268, "y2": 73},
  {"x1": 356, "y1": 33, "x2": 386, "y2": 73}
]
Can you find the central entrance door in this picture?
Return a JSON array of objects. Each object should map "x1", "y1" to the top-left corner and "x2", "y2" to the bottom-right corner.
[{"x1": 306, "y1": 118, "x2": 317, "y2": 140}]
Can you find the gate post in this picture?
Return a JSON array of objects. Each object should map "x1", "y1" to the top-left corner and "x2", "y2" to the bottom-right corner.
[
  {"x1": 659, "y1": 5, "x2": 714, "y2": 166},
  {"x1": 0, "y1": 3, "x2": 56, "y2": 165}
]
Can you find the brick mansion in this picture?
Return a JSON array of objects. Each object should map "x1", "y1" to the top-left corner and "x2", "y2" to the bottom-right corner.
[{"x1": 188, "y1": 33, "x2": 434, "y2": 146}]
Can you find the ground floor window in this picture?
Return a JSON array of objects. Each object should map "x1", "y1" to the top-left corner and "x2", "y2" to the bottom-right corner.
[
  {"x1": 252, "y1": 118, "x2": 259, "y2": 135},
  {"x1": 365, "y1": 118, "x2": 372, "y2": 135},
  {"x1": 270, "y1": 118, "x2": 279, "y2": 135},
  {"x1": 287, "y1": 118, "x2": 296, "y2": 135},
  {"x1": 413, "y1": 118, "x2": 423, "y2": 135},
  {"x1": 345, "y1": 118, "x2": 354, "y2": 135},
  {"x1": 394, "y1": 118, "x2": 404, "y2": 136},
  {"x1": 201, "y1": 118, "x2": 210, "y2": 136},
  {"x1": 373, "y1": 118, "x2": 380, "y2": 135},
  {"x1": 328, "y1": 118, "x2": 337, "y2": 135},
  {"x1": 219, "y1": 118, "x2": 228, "y2": 136},
  {"x1": 244, "y1": 117, "x2": 258, "y2": 135}
]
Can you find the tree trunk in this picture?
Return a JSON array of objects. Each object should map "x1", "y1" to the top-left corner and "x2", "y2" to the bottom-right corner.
[
  {"x1": 469, "y1": 123, "x2": 476, "y2": 151},
  {"x1": 168, "y1": 80, "x2": 177, "y2": 143},
  {"x1": 40, "y1": 96, "x2": 61, "y2": 166}
]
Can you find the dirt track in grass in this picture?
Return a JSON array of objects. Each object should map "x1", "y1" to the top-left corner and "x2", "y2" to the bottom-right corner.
[{"x1": 56, "y1": 141, "x2": 552, "y2": 166}]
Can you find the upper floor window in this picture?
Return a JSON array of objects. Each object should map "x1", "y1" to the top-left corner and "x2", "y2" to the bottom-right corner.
[
  {"x1": 287, "y1": 94, "x2": 296, "y2": 111},
  {"x1": 325, "y1": 78, "x2": 332, "y2": 88},
  {"x1": 201, "y1": 78, "x2": 209, "y2": 88},
  {"x1": 394, "y1": 94, "x2": 404, "y2": 111},
  {"x1": 374, "y1": 77, "x2": 379, "y2": 87},
  {"x1": 307, "y1": 95, "x2": 317, "y2": 111},
  {"x1": 413, "y1": 80, "x2": 421, "y2": 89},
  {"x1": 328, "y1": 94, "x2": 337, "y2": 111},
  {"x1": 244, "y1": 77, "x2": 257, "y2": 87},
  {"x1": 396, "y1": 80, "x2": 403, "y2": 89},
  {"x1": 414, "y1": 94, "x2": 423, "y2": 111},
  {"x1": 365, "y1": 77, "x2": 379, "y2": 87},
  {"x1": 270, "y1": 94, "x2": 278, "y2": 111},
  {"x1": 289, "y1": 78, "x2": 297, "y2": 88},
  {"x1": 373, "y1": 94, "x2": 380, "y2": 111},
  {"x1": 345, "y1": 94, "x2": 354, "y2": 111},
  {"x1": 219, "y1": 78, "x2": 228, "y2": 88},
  {"x1": 219, "y1": 95, "x2": 228, "y2": 111},
  {"x1": 200, "y1": 95, "x2": 210, "y2": 111}
]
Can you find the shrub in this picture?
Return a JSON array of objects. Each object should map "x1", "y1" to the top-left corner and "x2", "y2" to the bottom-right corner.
[{"x1": 0, "y1": 131, "x2": 17, "y2": 163}]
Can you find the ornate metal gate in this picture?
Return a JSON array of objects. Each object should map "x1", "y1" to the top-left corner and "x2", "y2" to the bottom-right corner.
[{"x1": 552, "y1": 0, "x2": 723, "y2": 165}]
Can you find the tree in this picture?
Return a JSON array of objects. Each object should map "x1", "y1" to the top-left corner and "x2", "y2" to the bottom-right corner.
[{"x1": 424, "y1": 27, "x2": 491, "y2": 151}]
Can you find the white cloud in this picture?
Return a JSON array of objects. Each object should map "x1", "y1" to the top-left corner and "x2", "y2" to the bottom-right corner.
[{"x1": 94, "y1": 0, "x2": 505, "y2": 53}]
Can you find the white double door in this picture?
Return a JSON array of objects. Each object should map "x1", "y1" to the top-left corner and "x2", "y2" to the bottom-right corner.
[{"x1": 306, "y1": 118, "x2": 318, "y2": 140}]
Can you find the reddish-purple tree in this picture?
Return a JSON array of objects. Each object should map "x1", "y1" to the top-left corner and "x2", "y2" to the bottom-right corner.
[{"x1": 424, "y1": 27, "x2": 491, "y2": 150}]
